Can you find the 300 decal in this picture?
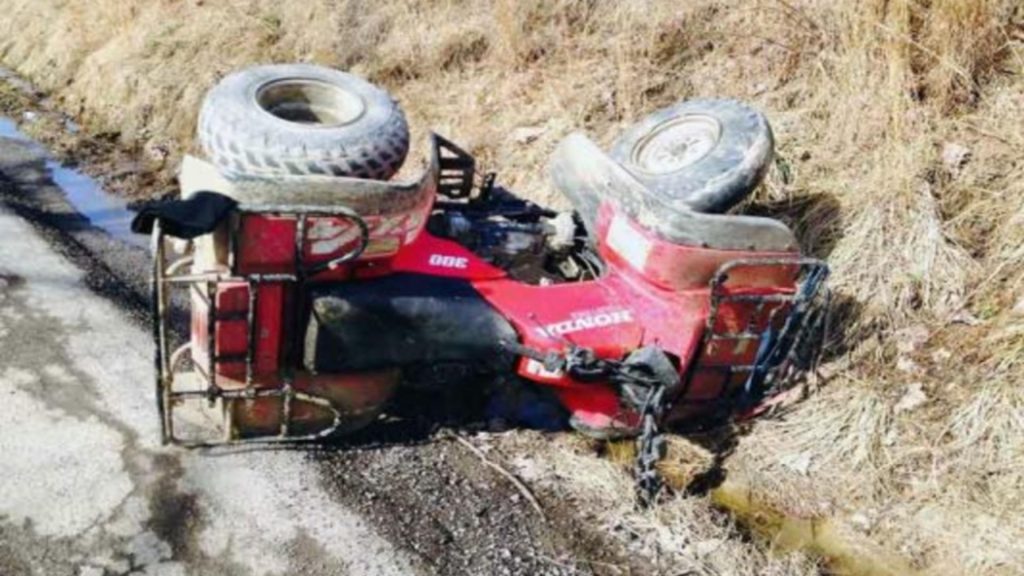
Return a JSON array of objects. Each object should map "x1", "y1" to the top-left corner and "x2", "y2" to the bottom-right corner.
[{"x1": 428, "y1": 254, "x2": 469, "y2": 269}]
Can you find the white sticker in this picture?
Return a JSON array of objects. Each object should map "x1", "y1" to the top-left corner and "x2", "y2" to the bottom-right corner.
[
  {"x1": 306, "y1": 218, "x2": 361, "y2": 256},
  {"x1": 606, "y1": 213, "x2": 652, "y2": 271},
  {"x1": 525, "y1": 358, "x2": 564, "y2": 379}
]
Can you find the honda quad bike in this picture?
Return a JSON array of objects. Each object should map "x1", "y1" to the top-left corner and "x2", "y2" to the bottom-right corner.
[{"x1": 143, "y1": 64, "x2": 828, "y2": 499}]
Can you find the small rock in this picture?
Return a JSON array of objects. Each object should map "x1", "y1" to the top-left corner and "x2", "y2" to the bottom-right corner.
[
  {"x1": 692, "y1": 539, "x2": 724, "y2": 557},
  {"x1": 782, "y1": 452, "x2": 812, "y2": 475},
  {"x1": 895, "y1": 382, "x2": 928, "y2": 414},
  {"x1": 144, "y1": 140, "x2": 171, "y2": 165},
  {"x1": 1012, "y1": 297, "x2": 1024, "y2": 317},
  {"x1": 896, "y1": 356, "x2": 921, "y2": 374},
  {"x1": 511, "y1": 126, "x2": 545, "y2": 145},
  {"x1": 849, "y1": 512, "x2": 874, "y2": 532},
  {"x1": 21, "y1": 110, "x2": 38, "y2": 123},
  {"x1": 895, "y1": 325, "x2": 929, "y2": 354},
  {"x1": 931, "y1": 348, "x2": 952, "y2": 362},
  {"x1": 949, "y1": 309, "x2": 982, "y2": 326},
  {"x1": 941, "y1": 142, "x2": 971, "y2": 174},
  {"x1": 511, "y1": 455, "x2": 544, "y2": 481}
]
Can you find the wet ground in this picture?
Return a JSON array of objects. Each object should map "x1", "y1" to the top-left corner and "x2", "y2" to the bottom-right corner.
[
  {"x1": 0, "y1": 118, "x2": 142, "y2": 248},
  {"x1": 0, "y1": 113, "x2": 651, "y2": 575}
]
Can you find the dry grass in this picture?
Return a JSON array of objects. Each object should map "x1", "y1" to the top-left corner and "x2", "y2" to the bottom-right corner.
[
  {"x1": 500, "y1": 431, "x2": 821, "y2": 576},
  {"x1": 1, "y1": 0, "x2": 1023, "y2": 573}
]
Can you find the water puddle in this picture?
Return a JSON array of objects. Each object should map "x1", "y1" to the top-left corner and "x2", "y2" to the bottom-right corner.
[
  {"x1": 711, "y1": 480, "x2": 919, "y2": 576},
  {"x1": 0, "y1": 117, "x2": 145, "y2": 248}
]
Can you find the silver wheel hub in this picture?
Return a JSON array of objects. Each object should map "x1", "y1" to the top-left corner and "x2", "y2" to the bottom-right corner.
[{"x1": 630, "y1": 115, "x2": 722, "y2": 174}]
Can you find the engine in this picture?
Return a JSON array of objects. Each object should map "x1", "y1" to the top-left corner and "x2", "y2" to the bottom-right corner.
[{"x1": 427, "y1": 185, "x2": 601, "y2": 283}]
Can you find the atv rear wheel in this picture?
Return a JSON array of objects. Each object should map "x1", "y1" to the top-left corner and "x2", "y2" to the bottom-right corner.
[
  {"x1": 198, "y1": 64, "x2": 409, "y2": 181},
  {"x1": 609, "y1": 99, "x2": 774, "y2": 214}
]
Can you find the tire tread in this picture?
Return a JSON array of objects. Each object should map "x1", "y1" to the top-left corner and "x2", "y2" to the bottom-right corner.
[{"x1": 197, "y1": 64, "x2": 409, "y2": 181}]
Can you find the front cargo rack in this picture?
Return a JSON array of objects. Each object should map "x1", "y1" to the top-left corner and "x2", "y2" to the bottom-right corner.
[{"x1": 678, "y1": 257, "x2": 831, "y2": 419}]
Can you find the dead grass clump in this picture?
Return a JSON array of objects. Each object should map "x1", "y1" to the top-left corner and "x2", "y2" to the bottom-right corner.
[
  {"x1": 754, "y1": 0, "x2": 1020, "y2": 324},
  {"x1": 603, "y1": 435, "x2": 715, "y2": 493},
  {"x1": 501, "y1": 432, "x2": 819, "y2": 576},
  {"x1": 731, "y1": 384, "x2": 896, "y2": 505},
  {"x1": 736, "y1": 0, "x2": 1020, "y2": 326},
  {"x1": 822, "y1": 138, "x2": 978, "y2": 321},
  {"x1": 0, "y1": 82, "x2": 28, "y2": 115},
  {"x1": 916, "y1": 0, "x2": 1016, "y2": 110},
  {"x1": 731, "y1": 346, "x2": 1024, "y2": 573}
]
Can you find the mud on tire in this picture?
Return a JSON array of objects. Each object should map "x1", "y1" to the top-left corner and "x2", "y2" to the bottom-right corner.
[
  {"x1": 198, "y1": 64, "x2": 410, "y2": 181},
  {"x1": 610, "y1": 99, "x2": 774, "y2": 214}
]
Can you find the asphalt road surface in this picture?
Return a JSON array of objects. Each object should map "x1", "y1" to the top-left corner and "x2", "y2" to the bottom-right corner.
[{"x1": 0, "y1": 136, "x2": 422, "y2": 575}]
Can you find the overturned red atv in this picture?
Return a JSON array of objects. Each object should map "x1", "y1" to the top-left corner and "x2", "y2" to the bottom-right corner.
[{"x1": 146, "y1": 65, "x2": 828, "y2": 483}]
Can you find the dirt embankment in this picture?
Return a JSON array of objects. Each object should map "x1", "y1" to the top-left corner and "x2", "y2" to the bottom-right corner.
[{"x1": 1, "y1": 1, "x2": 1023, "y2": 574}]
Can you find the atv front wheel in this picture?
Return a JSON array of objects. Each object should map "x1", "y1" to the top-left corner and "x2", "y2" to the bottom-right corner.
[{"x1": 609, "y1": 99, "x2": 774, "y2": 214}]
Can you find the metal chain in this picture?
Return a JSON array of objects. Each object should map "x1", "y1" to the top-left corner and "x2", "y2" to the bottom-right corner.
[
  {"x1": 500, "y1": 340, "x2": 674, "y2": 507},
  {"x1": 634, "y1": 382, "x2": 667, "y2": 508}
]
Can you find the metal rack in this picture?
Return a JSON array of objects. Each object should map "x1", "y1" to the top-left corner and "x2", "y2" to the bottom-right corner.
[
  {"x1": 151, "y1": 205, "x2": 370, "y2": 446},
  {"x1": 685, "y1": 257, "x2": 831, "y2": 413}
]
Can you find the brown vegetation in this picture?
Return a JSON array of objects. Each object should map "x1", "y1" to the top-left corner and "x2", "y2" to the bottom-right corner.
[{"x1": 1, "y1": 0, "x2": 1022, "y2": 573}]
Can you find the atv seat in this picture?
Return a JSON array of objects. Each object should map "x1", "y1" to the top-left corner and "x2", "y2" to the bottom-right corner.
[{"x1": 548, "y1": 133, "x2": 797, "y2": 252}]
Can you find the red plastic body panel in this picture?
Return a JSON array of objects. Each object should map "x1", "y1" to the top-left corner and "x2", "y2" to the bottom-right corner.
[
  {"x1": 191, "y1": 282, "x2": 285, "y2": 379},
  {"x1": 380, "y1": 201, "x2": 800, "y2": 427},
  {"x1": 235, "y1": 195, "x2": 432, "y2": 276},
  {"x1": 200, "y1": 195, "x2": 435, "y2": 384},
  {"x1": 201, "y1": 190, "x2": 802, "y2": 430}
]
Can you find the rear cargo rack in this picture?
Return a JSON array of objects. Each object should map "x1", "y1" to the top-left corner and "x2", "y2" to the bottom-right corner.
[
  {"x1": 680, "y1": 257, "x2": 831, "y2": 417},
  {"x1": 151, "y1": 205, "x2": 370, "y2": 447}
]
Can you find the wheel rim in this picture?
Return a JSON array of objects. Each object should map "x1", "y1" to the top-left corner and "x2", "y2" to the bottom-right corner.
[
  {"x1": 255, "y1": 78, "x2": 366, "y2": 127},
  {"x1": 630, "y1": 115, "x2": 722, "y2": 174}
]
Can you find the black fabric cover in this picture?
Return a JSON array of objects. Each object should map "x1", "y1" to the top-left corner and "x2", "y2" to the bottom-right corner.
[
  {"x1": 304, "y1": 274, "x2": 518, "y2": 373},
  {"x1": 130, "y1": 191, "x2": 237, "y2": 240}
]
